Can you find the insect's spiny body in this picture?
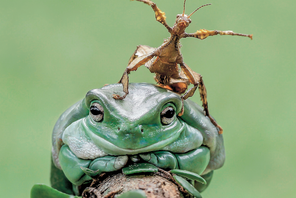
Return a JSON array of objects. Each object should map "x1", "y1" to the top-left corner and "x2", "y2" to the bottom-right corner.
[
  {"x1": 147, "y1": 14, "x2": 193, "y2": 92},
  {"x1": 113, "y1": 0, "x2": 253, "y2": 134}
]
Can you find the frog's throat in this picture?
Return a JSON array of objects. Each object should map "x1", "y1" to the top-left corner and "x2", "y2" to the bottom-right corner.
[{"x1": 85, "y1": 122, "x2": 185, "y2": 156}]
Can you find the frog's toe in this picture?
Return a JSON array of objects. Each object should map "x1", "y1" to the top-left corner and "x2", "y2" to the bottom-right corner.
[
  {"x1": 139, "y1": 151, "x2": 178, "y2": 170},
  {"x1": 81, "y1": 167, "x2": 101, "y2": 178},
  {"x1": 138, "y1": 153, "x2": 151, "y2": 161},
  {"x1": 89, "y1": 155, "x2": 128, "y2": 173},
  {"x1": 115, "y1": 155, "x2": 129, "y2": 169}
]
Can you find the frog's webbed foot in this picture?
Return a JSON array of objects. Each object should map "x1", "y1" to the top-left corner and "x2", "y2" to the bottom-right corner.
[
  {"x1": 83, "y1": 155, "x2": 128, "y2": 178},
  {"x1": 139, "y1": 151, "x2": 178, "y2": 170},
  {"x1": 81, "y1": 167, "x2": 101, "y2": 178}
]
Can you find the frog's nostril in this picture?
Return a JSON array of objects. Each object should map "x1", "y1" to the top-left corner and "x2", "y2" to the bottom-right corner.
[
  {"x1": 141, "y1": 128, "x2": 144, "y2": 133},
  {"x1": 118, "y1": 127, "x2": 120, "y2": 131}
]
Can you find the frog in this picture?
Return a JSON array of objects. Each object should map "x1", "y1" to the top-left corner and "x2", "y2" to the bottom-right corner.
[{"x1": 50, "y1": 83, "x2": 225, "y2": 196}]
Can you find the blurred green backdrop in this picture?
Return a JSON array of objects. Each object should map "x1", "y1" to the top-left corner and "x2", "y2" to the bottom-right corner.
[{"x1": 1, "y1": 0, "x2": 295, "y2": 197}]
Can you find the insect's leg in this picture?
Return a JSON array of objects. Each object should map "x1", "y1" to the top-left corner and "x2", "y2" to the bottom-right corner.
[
  {"x1": 127, "y1": 45, "x2": 155, "y2": 65},
  {"x1": 183, "y1": 29, "x2": 252, "y2": 40},
  {"x1": 180, "y1": 63, "x2": 223, "y2": 134},
  {"x1": 113, "y1": 46, "x2": 155, "y2": 100},
  {"x1": 134, "y1": 0, "x2": 172, "y2": 33},
  {"x1": 155, "y1": 84, "x2": 174, "y2": 91},
  {"x1": 113, "y1": 69, "x2": 129, "y2": 100}
]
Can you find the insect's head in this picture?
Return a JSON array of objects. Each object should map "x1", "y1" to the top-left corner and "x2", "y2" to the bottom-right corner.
[
  {"x1": 174, "y1": 0, "x2": 211, "y2": 34},
  {"x1": 175, "y1": 14, "x2": 191, "y2": 30}
]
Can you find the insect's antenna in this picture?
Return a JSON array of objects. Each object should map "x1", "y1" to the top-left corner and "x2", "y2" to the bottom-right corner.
[
  {"x1": 188, "y1": 3, "x2": 211, "y2": 18},
  {"x1": 182, "y1": 0, "x2": 186, "y2": 17}
]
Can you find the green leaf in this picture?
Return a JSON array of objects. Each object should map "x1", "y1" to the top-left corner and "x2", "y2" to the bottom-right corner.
[
  {"x1": 116, "y1": 190, "x2": 147, "y2": 198},
  {"x1": 173, "y1": 175, "x2": 202, "y2": 198},
  {"x1": 31, "y1": 184, "x2": 80, "y2": 198},
  {"x1": 170, "y1": 169, "x2": 206, "y2": 184}
]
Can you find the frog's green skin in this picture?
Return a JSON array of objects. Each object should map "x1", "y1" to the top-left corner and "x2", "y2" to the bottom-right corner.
[{"x1": 51, "y1": 83, "x2": 225, "y2": 196}]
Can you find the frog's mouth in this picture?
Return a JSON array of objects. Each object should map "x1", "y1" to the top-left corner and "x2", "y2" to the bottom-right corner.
[{"x1": 86, "y1": 124, "x2": 185, "y2": 156}]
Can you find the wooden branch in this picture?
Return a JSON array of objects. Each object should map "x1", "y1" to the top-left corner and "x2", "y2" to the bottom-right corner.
[{"x1": 82, "y1": 172, "x2": 188, "y2": 198}]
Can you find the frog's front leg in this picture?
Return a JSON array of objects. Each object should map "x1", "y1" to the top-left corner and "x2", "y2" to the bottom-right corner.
[
  {"x1": 139, "y1": 147, "x2": 211, "y2": 194},
  {"x1": 140, "y1": 151, "x2": 179, "y2": 170},
  {"x1": 59, "y1": 145, "x2": 128, "y2": 186},
  {"x1": 174, "y1": 147, "x2": 212, "y2": 193},
  {"x1": 59, "y1": 145, "x2": 92, "y2": 186},
  {"x1": 140, "y1": 147, "x2": 210, "y2": 175},
  {"x1": 175, "y1": 146, "x2": 210, "y2": 175},
  {"x1": 84, "y1": 155, "x2": 128, "y2": 177}
]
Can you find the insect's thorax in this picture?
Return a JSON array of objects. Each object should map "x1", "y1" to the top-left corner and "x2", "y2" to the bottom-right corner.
[
  {"x1": 148, "y1": 35, "x2": 182, "y2": 79},
  {"x1": 157, "y1": 35, "x2": 182, "y2": 64}
]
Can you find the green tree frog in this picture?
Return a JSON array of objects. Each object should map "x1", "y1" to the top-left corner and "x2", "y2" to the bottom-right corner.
[{"x1": 50, "y1": 83, "x2": 225, "y2": 196}]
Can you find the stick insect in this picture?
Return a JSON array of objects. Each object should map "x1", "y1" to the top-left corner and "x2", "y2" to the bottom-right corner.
[{"x1": 113, "y1": 0, "x2": 252, "y2": 134}]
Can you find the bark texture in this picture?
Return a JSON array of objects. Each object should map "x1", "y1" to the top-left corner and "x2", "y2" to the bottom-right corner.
[{"x1": 82, "y1": 171, "x2": 189, "y2": 198}]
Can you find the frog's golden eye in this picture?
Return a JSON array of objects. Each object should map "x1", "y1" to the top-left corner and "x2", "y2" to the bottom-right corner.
[
  {"x1": 161, "y1": 106, "x2": 175, "y2": 125},
  {"x1": 90, "y1": 102, "x2": 104, "y2": 122}
]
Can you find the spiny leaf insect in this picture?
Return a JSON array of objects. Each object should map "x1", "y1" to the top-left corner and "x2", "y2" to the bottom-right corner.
[{"x1": 113, "y1": 0, "x2": 253, "y2": 134}]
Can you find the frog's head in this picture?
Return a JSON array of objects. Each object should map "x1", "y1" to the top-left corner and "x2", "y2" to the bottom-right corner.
[
  {"x1": 83, "y1": 83, "x2": 185, "y2": 153},
  {"x1": 52, "y1": 83, "x2": 224, "y2": 174}
]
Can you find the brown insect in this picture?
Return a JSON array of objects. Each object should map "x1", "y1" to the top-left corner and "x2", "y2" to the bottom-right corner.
[{"x1": 113, "y1": 0, "x2": 252, "y2": 134}]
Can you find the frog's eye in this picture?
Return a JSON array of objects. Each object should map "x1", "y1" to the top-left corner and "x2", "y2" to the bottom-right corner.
[
  {"x1": 161, "y1": 106, "x2": 175, "y2": 125},
  {"x1": 90, "y1": 102, "x2": 104, "y2": 122}
]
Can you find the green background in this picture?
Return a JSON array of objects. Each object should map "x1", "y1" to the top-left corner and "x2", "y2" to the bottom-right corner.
[{"x1": 1, "y1": 0, "x2": 295, "y2": 197}]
